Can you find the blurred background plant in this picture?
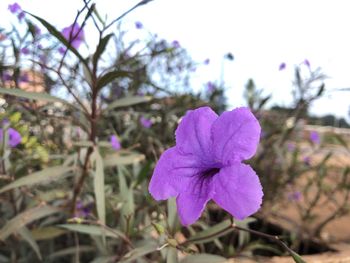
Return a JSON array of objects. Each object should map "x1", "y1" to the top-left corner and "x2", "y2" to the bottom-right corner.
[{"x1": 0, "y1": 1, "x2": 349, "y2": 262}]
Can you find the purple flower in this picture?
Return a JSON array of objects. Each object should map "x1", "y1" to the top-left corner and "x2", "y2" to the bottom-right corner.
[
  {"x1": 207, "y1": 81, "x2": 215, "y2": 93},
  {"x1": 172, "y1": 40, "x2": 180, "y2": 48},
  {"x1": 75, "y1": 201, "x2": 92, "y2": 218},
  {"x1": 140, "y1": 116, "x2": 152, "y2": 128},
  {"x1": 303, "y1": 156, "x2": 311, "y2": 166},
  {"x1": 21, "y1": 47, "x2": 30, "y2": 55},
  {"x1": 110, "y1": 135, "x2": 121, "y2": 151},
  {"x1": 17, "y1": 11, "x2": 25, "y2": 20},
  {"x1": 58, "y1": 46, "x2": 66, "y2": 54},
  {"x1": 19, "y1": 73, "x2": 29, "y2": 83},
  {"x1": 279, "y1": 62, "x2": 286, "y2": 71},
  {"x1": 135, "y1": 21, "x2": 143, "y2": 29},
  {"x1": 61, "y1": 23, "x2": 84, "y2": 49},
  {"x1": 0, "y1": 128, "x2": 22, "y2": 147},
  {"x1": 304, "y1": 59, "x2": 310, "y2": 67},
  {"x1": 288, "y1": 191, "x2": 302, "y2": 201},
  {"x1": 1, "y1": 73, "x2": 12, "y2": 82},
  {"x1": 204, "y1": 58, "x2": 210, "y2": 65},
  {"x1": 8, "y1": 3, "x2": 21, "y2": 13},
  {"x1": 310, "y1": 131, "x2": 320, "y2": 144},
  {"x1": 149, "y1": 107, "x2": 263, "y2": 225},
  {"x1": 34, "y1": 25, "x2": 41, "y2": 35}
]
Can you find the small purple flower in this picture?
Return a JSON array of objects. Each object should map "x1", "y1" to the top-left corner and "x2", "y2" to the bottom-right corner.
[
  {"x1": 204, "y1": 58, "x2": 210, "y2": 65},
  {"x1": 288, "y1": 191, "x2": 302, "y2": 201},
  {"x1": 304, "y1": 59, "x2": 310, "y2": 67},
  {"x1": 8, "y1": 3, "x2": 21, "y2": 14},
  {"x1": 140, "y1": 116, "x2": 152, "y2": 128},
  {"x1": 149, "y1": 107, "x2": 263, "y2": 225},
  {"x1": 17, "y1": 11, "x2": 25, "y2": 20},
  {"x1": 58, "y1": 46, "x2": 66, "y2": 54},
  {"x1": 21, "y1": 47, "x2": 30, "y2": 55},
  {"x1": 19, "y1": 73, "x2": 29, "y2": 83},
  {"x1": 0, "y1": 128, "x2": 22, "y2": 147},
  {"x1": 279, "y1": 62, "x2": 286, "y2": 71},
  {"x1": 1, "y1": 73, "x2": 12, "y2": 82},
  {"x1": 172, "y1": 40, "x2": 180, "y2": 48},
  {"x1": 61, "y1": 23, "x2": 84, "y2": 49},
  {"x1": 207, "y1": 81, "x2": 215, "y2": 93},
  {"x1": 310, "y1": 131, "x2": 320, "y2": 144},
  {"x1": 34, "y1": 25, "x2": 41, "y2": 35},
  {"x1": 303, "y1": 156, "x2": 311, "y2": 166},
  {"x1": 135, "y1": 21, "x2": 143, "y2": 29},
  {"x1": 110, "y1": 135, "x2": 121, "y2": 151},
  {"x1": 75, "y1": 201, "x2": 92, "y2": 218}
]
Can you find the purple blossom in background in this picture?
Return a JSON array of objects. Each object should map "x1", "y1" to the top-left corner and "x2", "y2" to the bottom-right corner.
[
  {"x1": 34, "y1": 25, "x2": 41, "y2": 35},
  {"x1": 2, "y1": 73, "x2": 12, "y2": 82},
  {"x1": 303, "y1": 156, "x2": 311, "y2": 166},
  {"x1": 75, "y1": 201, "x2": 92, "y2": 218},
  {"x1": 310, "y1": 131, "x2": 320, "y2": 144},
  {"x1": 61, "y1": 23, "x2": 84, "y2": 49},
  {"x1": 135, "y1": 21, "x2": 143, "y2": 29},
  {"x1": 279, "y1": 62, "x2": 286, "y2": 71},
  {"x1": 17, "y1": 11, "x2": 25, "y2": 20},
  {"x1": 172, "y1": 40, "x2": 180, "y2": 48},
  {"x1": 204, "y1": 58, "x2": 210, "y2": 65},
  {"x1": 58, "y1": 46, "x2": 66, "y2": 54},
  {"x1": 19, "y1": 73, "x2": 29, "y2": 83},
  {"x1": 110, "y1": 135, "x2": 121, "y2": 151},
  {"x1": 0, "y1": 128, "x2": 22, "y2": 147},
  {"x1": 8, "y1": 3, "x2": 21, "y2": 13},
  {"x1": 207, "y1": 81, "x2": 215, "y2": 93},
  {"x1": 149, "y1": 107, "x2": 263, "y2": 225},
  {"x1": 140, "y1": 116, "x2": 152, "y2": 128},
  {"x1": 288, "y1": 191, "x2": 302, "y2": 201},
  {"x1": 304, "y1": 59, "x2": 310, "y2": 67},
  {"x1": 21, "y1": 47, "x2": 30, "y2": 55}
]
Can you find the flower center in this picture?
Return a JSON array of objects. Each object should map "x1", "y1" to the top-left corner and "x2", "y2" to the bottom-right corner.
[{"x1": 201, "y1": 167, "x2": 220, "y2": 178}]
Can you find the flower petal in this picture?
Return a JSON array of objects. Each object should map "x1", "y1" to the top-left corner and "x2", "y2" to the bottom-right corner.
[
  {"x1": 175, "y1": 107, "x2": 218, "y2": 162},
  {"x1": 149, "y1": 147, "x2": 204, "y2": 200},
  {"x1": 176, "y1": 175, "x2": 215, "y2": 225},
  {"x1": 211, "y1": 107, "x2": 260, "y2": 164},
  {"x1": 213, "y1": 163, "x2": 263, "y2": 220}
]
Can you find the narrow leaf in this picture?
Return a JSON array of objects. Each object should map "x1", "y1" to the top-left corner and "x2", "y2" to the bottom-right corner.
[
  {"x1": 48, "y1": 246, "x2": 95, "y2": 260},
  {"x1": 105, "y1": 96, "x2": 151, "y2": 112},
  {"x1": 0, "y1": 166, "x2": 73, "y2": 194},
  {"x1": 93, "y1": 34, "x2": 113, "y2": 69},
  {"x1": 91, "y1": 150, "x2": 106, "y2": 233},
  {"x1": 0, "y1": 206, "x2": 61, "y2": 241},
  {"x1": 18, "y1": 227, "x2": 42, "y2": 260},
  {"x1": 104, "y1": 152, "x2": 145, "y2": 167},
  {"x1": 31, "y1": 227, "x2": 66, "y2": 240},
  {"x1": 187, "y1": 219, "x2": 232, "y2": 244},
  {"x1": 180, "y1": 254, "x2": 228, "y2": 263},
  {"x1": 118, "y1": 243, "x2": 158, "y2": 263},
  {"x1": 96, "y1": 70, "x2": 131, "y2": 90},
  {"x1": 58, "y1": 224, "x2": 125, "y2": 240}
]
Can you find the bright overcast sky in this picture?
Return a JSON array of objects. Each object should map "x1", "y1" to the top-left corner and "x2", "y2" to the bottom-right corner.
[{"x1": 1, "y1": 0, "x2": 350, "y2": 121}]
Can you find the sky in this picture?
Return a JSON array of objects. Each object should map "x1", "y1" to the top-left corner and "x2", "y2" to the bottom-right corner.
[{"x1": 1, "y1": 0, "x2": 350, "y2": 122}]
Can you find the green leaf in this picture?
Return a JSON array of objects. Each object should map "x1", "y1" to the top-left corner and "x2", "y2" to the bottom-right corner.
[
  {"x1": 0, "y1": 205, "x2": 61, "y2": 241},
  {"x1": 96, "y1": 70, "x2": 131, "y2": 90},
  {"x1": 104, "y1": 152, "x2": 145, "y2": 167},
  {"x1": 0, "y1": 87, "x2": 78, "y2": 109},
  {"x1": 31, "y1": 227, "x2": 66, "y2": 240},
  {"x1": 166, "y1": 247, "x2": 178, "y2": 263},
  {"x1": 91, "y1": 150, "x2": 106, "y2": 227},
  {"x1": 58, "y1": 224, "x2": 126, "y2": 239},
  {"x1": 104, "y1": 96, "x2": 152, "y2": 112},
  {"x1": 93, "y1": 33, "x2": 113, "y2": 69},
  {"x1": 72, "y1": 141, "x2": 94, "y2": 147},
  {"x1": 119, "y1": 243, "x2": 158, "y2": 263},
  {"x1": 17, "y1": 227, "x2": 42, "y2": 260},
  {"x1": 180, "y1": 254, "x2": 228, "y2": 263},
  {"x1": 48, "y1": 246, "x2": 95, "y2": 260},
  {"x1": 290, "y1": 250, "x2": 307, "y2": 263},
  {"x1": 167, "y1": 197, "x2": 177, "y2": 232},
  {"x1": 0, "y1": 166, "x2": 73, "y2": 194},
  {"x1": 27, "y1": 13, "x2": 90, "y2": 70},
  {"x1": 187, "y1": 219, "x2": 232, "y2": 244}
]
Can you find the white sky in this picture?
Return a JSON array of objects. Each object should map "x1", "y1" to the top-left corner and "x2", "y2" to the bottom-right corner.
[{"x1": 1, "y1": 0, "x2": 350, "y2": 121}]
